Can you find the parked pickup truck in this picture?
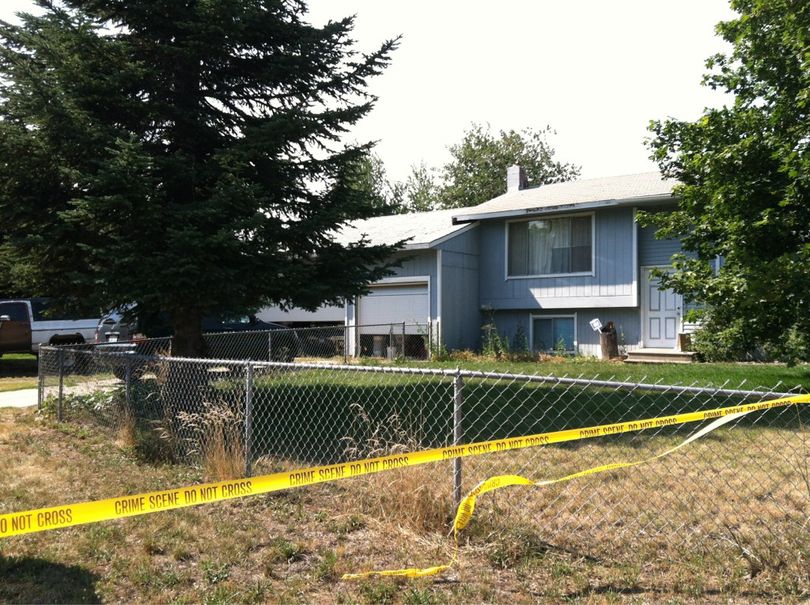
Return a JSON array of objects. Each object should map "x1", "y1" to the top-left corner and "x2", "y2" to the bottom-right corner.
[{"x1": 0, "y1": 298, "x2": 100, "y2": 356}]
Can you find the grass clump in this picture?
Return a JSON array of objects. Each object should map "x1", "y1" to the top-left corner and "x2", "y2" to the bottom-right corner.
[{"x1": 177, "y1": 398, "x2": 245, "y2": 480}]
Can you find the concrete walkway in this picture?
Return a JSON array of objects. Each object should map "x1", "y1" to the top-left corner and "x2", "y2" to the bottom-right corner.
[{"x1": 0, "y1": 388, "x2": 37, "y2": 408}]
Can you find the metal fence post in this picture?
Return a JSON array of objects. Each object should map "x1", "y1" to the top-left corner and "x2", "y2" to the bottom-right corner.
[
  {"x1": 453, "y1": 369, "x2": 464, "y2": 506},
  {"x1": 343, "y1": 325, "x2": 348, "y2": 364},
  {"x1": 244, "y1": 362, "x2": 254, "y2": 477},
  {"x1": 267, "y1": 332, "x2": 272, "y2": 362},
  {"x1": 124, "y1": 357, "x2": 132, "y2": 411},
  {"x1": 57, "y1": 348, "x2": 64, "y2": 422},
  {"x1": 36, "y1": 345, "x2": 44, "y2": 410},
  {"x1": 401, "y1": 321, "x2": 406, "y2": 358}
]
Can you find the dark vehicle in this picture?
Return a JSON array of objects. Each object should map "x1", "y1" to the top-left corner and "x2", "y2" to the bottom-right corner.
[{"x1": 95, "y1": 307, "x2": 300, "y2": 363}]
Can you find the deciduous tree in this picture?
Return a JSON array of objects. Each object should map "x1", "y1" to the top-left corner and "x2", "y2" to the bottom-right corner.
[
  {"x1": 643, "y1": 0, "x2": 810, "y2": 362},
  {"x1": 438, "y1": 123, "x2": 580, "y2": 208}
]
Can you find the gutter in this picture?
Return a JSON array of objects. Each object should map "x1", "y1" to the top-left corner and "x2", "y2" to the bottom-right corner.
[{"x1": 451, "y1": 193, "x2": 677, "y2": 224}]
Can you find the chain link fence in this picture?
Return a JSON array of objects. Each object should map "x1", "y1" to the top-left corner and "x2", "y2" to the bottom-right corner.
[{"x1": 35, "y1": 329, "x2": 809, "y2": 578}]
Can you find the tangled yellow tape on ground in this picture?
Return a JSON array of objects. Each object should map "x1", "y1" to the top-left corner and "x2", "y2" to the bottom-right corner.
[{"x1": 1, "y1": 394, "x2": 807, "y2": 578}]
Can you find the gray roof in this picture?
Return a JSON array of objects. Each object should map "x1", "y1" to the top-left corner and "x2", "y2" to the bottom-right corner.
[
  {"x1": 452, "y1": 171, "x2": 677, "y2": 223},
  {"x1": 335, "y1": 172, "x2": 677, "y2": 248},
  {"x1": 334, "y1": 207, "x2": 475, "y2": 250}
]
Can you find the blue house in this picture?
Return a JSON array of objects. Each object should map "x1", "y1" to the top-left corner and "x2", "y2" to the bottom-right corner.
[{"x1": 260, "y1": 169, "x2": 693, "y2": 359}]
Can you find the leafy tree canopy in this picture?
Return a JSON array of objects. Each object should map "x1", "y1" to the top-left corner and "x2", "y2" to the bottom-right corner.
[
  {"x1": 0, "y1": 0, "x2": 403, "y2": 354},
  {"x1": 643, "y1": 0, "x2": 810, "y2": 362},
  {"x1": 380, "y1": 123, "x2": 579, "y2": 213},
  {"x1": 437, "y1": 123, "x2": 580, "y2": 209}
]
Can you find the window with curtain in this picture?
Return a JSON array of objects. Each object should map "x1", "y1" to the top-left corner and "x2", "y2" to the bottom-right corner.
[{"x1": 508, "y1": 215, "x2": 592, "y2": 276}]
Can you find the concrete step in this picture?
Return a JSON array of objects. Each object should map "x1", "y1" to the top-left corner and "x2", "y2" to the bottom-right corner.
[{"x1": 624, "y1": 349, "x2": 696, "y2": 364}]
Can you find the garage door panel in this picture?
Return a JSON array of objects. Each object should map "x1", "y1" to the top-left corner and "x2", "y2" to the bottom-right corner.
[{"x1": 358, "y1": 284, "x2": 428, "y2": 334}]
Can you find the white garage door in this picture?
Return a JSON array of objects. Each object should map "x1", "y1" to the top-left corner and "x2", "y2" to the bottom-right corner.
[{"x1": 358, "y1": 283, "x2": 429, "y2": 334}]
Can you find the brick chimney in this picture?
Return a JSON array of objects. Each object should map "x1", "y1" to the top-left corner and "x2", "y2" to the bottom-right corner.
[{"x1": 506, "y1": 165, "x2": 528, "y2": 193}]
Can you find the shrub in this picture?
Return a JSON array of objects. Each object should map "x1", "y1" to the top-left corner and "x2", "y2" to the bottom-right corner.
[{"x1": 691, "y1": 317, "x2": 756, "y2": 362}]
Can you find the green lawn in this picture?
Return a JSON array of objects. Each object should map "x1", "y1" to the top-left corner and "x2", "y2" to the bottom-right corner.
[
  {"x1": 0, "y1": 354, "x2": 38, "y2": 392},
  {"x1": 209, "y1": 359, "x2": 810, "y2": 467},
  {"x1": 392, "y1": 358, "x2": 810, "y2": 391}
]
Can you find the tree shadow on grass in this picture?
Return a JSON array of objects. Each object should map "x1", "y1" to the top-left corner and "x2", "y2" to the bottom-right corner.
[
  {"x1": 0, "y1": 355, "x2": 38, "y2": 378},
  {"x1": 0, "y1": 555, "x2": 100, "y2": 604},
  {"x1": 241, "y1": 377, "x2": 808, "y2": 465}
]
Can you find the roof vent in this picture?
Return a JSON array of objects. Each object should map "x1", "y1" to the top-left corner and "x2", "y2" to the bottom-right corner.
[{"x1": 506, "y1": 165, "x2": 528, "y2": 193}]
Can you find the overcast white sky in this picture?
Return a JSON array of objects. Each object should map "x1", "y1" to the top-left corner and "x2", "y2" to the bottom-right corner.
[{"x1": 2, "y1": 1, "x2": 735, "y2": 182}]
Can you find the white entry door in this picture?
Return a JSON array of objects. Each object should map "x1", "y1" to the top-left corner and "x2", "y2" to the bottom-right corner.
[{"x1": 642, "y1": 267, "x2": 681, "y2": 349}]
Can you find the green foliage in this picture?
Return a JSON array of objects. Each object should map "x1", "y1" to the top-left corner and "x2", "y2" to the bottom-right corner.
[
  {"x1": 764, "y1": 326, "x2": 810, "y2": 367},
  {"x1": 0, "y1": 2, "x2": 403, "y2": 354},
  {"x1": 428, "y1": 338, "x2": 451, "y2": 362},
  {"x1": 690, "y1": 315, "x2": 757, "y2": 363},
  {"x1": 438, "y1": 123, "x2": 580, "y2": 208},
  {"x1": 481, "y1": 322, "x2": 507, "y2": 359},
  {"x1": 643, "y1": 0, "x2": 810, "y2": 360},
  {"x1": 393, "y1": 123, "x2": 579, "y2": 213},
  {"x1": 314, "y1": 550, "x2": 339, "y2": 583},
  {"x1": 349, "y1": 153, "x2": 404, "y2": 213},
  {"x1": 512, "y1": 323, "x2": 529, "y2": 356},
  {"x1": 401, "y1": 162, "x2": 441, "y2": 212}
]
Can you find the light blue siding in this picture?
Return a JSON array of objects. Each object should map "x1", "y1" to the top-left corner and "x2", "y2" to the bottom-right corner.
[
  {"x1": 479, "y1": 207, "x2": 636, "y2": 310},
  {"x1": 489, "y1": 308, "x2": 642, "y2": 356},
  {"x1": 438, "y1": 227, "x2": 480, "y2": 350},
  {"x1": 637, "y1": 216, "x2": 681, "y2": 267},
  {"x1": 349, "y1": 250, "x2": 438, "y2": 328}
]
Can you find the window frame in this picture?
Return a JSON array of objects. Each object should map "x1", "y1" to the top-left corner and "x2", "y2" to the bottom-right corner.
[
  {"x1": 504, "y1": 211, "x2": 596, "y2": 280},
  {"x1": 529, "y1": 313, "x2": 578, "y2": 353},
  {"x1": 0, "y1": 302, "x2": 31, "y2": 323}
]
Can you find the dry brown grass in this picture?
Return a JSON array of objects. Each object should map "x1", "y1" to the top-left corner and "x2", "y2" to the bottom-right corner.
[
  {"x1": 203, "y1": 418, "x2": 245, "y2": 480},
  {"x1": 114, "y1": 405, "x2": 137, "y2": 450},
  {"x1": 1, "y1": 405, "x2": 808, "y2": 604},
  {"x1": 350, "y1": 465, "x2": 456, "y2": 534},
  {"x1": 177, "y1": 398, "x2": 246, "y2": 480}
]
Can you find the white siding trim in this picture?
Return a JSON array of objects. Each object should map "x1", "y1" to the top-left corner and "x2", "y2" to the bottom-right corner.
[
  {"x1": 524, "y1": 294, "x2": 637, "y2": 309},
  {"x1": 632, "y1": 207, "x2": 639, "y2": 307},
  {"x1": 373, "y1": 276, "x2": 431, "y2": 286},
  {"x1": 435, "y1": 249, "x2": 443, "y2": 346}
]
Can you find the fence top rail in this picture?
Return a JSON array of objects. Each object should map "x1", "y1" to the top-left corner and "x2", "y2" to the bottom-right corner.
[{"x1": 40, "y1": 345, "x2": 801, "y2": 399}]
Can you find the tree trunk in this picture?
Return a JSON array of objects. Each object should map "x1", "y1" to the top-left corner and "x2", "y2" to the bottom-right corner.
[{"x1": 171, "y1": 308, "x2": 206, "y2": 358}]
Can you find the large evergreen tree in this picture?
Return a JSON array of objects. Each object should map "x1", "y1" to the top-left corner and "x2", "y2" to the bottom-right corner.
[
  {"x1": 644, "y1": 0, "x2": 809, "y2": 361},
  {"x1": 0, "y1": 0, "x2": 402, "y2": 355}
]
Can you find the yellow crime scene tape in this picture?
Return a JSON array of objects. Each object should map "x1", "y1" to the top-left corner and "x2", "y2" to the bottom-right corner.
[
  {"x1": 1, "y1": 394, "x2": 807, "y2": 578},
  {"x1": 344, "y1": 395, "x2": 810, "y2": 578}
]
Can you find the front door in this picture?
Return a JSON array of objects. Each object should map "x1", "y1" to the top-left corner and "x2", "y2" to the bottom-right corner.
[
  {"x1": 0, "y1": 301, "x2": 32, "y2": 353},
  {"x1": 641, "y1": 268, "x2": 680, "y2": 349}
]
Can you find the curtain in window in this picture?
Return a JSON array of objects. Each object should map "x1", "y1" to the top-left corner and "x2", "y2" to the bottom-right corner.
[
  {"x1": 527, "y1": 220, "x2": 551, "y2": 274},
  {"x1": 508, "y1": 215, "x2": 592, "y2": 276}
]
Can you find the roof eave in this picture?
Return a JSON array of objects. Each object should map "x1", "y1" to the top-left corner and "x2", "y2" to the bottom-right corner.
[{"x1": 451, "y1": 193, "x2": 677, "y2": 224}]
